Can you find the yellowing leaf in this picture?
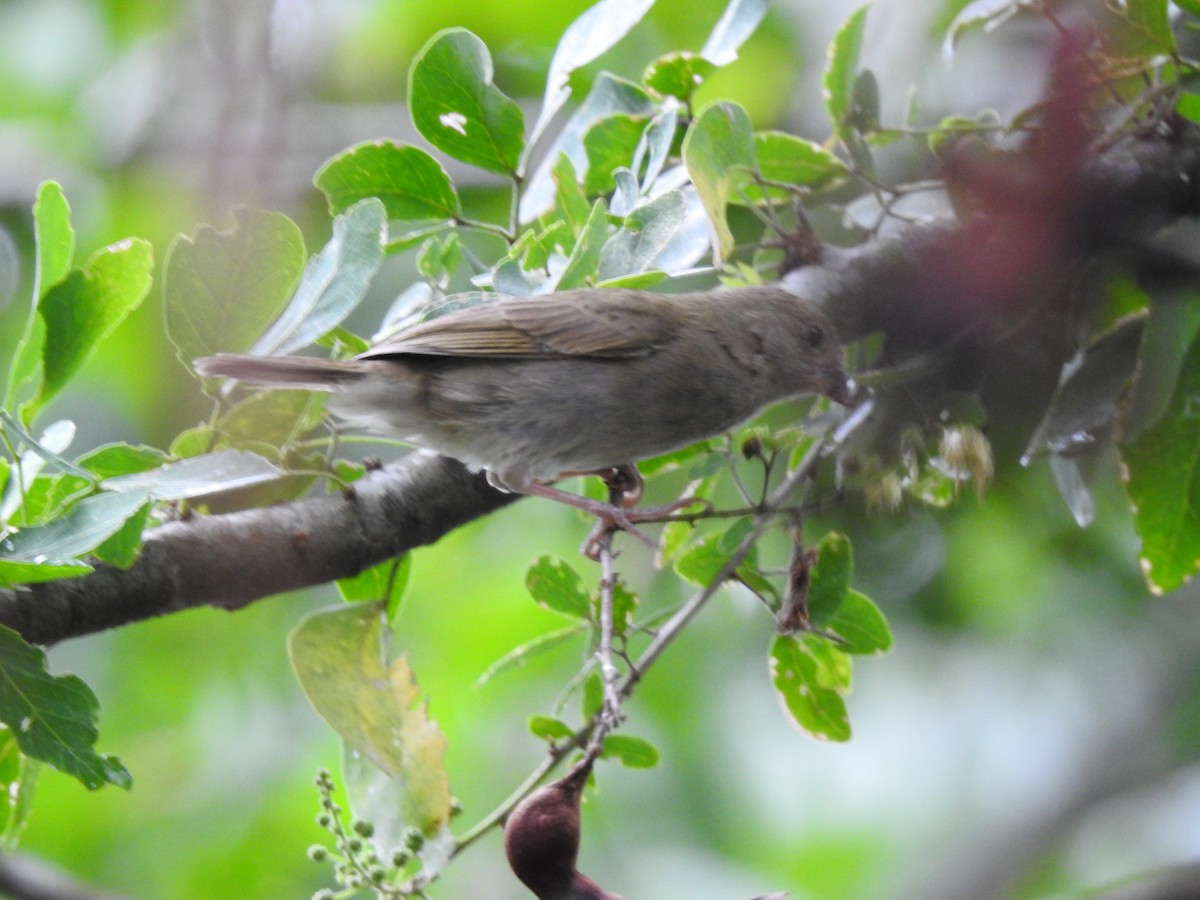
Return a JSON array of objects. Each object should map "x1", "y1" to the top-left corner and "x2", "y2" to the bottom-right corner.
[{"x1": 289, "y1": 603, "x2": 452, "y2": 835}]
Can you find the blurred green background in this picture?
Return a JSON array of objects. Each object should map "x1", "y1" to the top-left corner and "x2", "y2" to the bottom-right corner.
[{"x1": 3, "y1": 0, "x2": 1199, "y2": 898}]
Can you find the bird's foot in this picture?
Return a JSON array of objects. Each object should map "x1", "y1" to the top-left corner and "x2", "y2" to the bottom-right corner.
[
  {"x1": 515, "y1": 478, "x2": 707, "y2": 561},
  {"x1": 579, "y1": 495, "x2": 709, "y2": 561}
]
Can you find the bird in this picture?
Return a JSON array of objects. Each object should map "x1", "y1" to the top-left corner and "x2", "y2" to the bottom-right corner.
[{"x1": 195, "y1": 285, "x2": 850, "y2": 547}]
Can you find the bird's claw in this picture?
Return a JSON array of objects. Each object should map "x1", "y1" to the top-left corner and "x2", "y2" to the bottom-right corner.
[{"x1": 580, "y1": 495, "x2": 710, "y2": 560}]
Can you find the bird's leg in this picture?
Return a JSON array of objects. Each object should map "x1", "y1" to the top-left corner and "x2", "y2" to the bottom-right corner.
[
  {"x1": 516, "y1": 479, "x2": 657, "y2": 559},
  {"x1": 599, "y1": 463, "x2": 642, "y2": 507},
  {"x1": 517, "y1": 465, "x2": 705, "y2": 560},
  {"x1": 556, "y1": 464, "x2": 643, "y2": 506}
]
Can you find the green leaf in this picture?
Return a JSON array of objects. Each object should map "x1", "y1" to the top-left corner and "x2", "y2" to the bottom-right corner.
[
  {"x1": 597, "y1": 270, "x2": 666, "y2": 289},
  {"x1": 1122, "y1": 0, "x2": 1174, "y2": 54},
  {"x1": 409, "y1": 28, "x2": 524, "y2": 176},
  {"x1": 555, "y1": 199, "x2": 610, "y2": 290},
  {"x1": 1127, "y1": 292, "x2": 1200, "y2": 441},
  {"x1": 642, "y1": 52, "x2": 714, "y2": 101},
  {"x1": 1022, "y1": 316, "x2": 1145, "y2": 463},
  {"x1": 251, "y1": 198, "x2": 385, "y2": 355},
  {"x1": 823, "y1": 589, "x2": 891, "y2": 655},
  {"x1": 700, "y1": 0, "x2": 768, "y2": 65},
  {"x1": 611, "y1": 168, "x2": 640, "y2": 216},
  {"x1": 317, "y1": 325, "x2": 372, "y2": 356},
  {"x1": 748, "y1": 131, "x2": 849, "y2": 199},
  {"x1": 583, "y1": 114, "x2": 650, "y2": 195},
  {"x1": 337, "y1": 555, "x2": 411, "y2": 620},
  {"x1": 1177, "y1": 93, "x2": 1200, "y2": 126},
  {"x1": 33, "y1": 181, "x2": 73, "y2": 300},
  {"x1": 416, "y1": 232, "x2": 462, "y2": 285},
  {"x1": 315, "y1": 140, "x2": 461, "y2": 221},
  {"x1": 1122, "y1": 333, "x2": 1200, "y2": 593},
  {"x1": 101, "y1": 449, "x2": 283, "y2": 499},
  {"x1": 601, "y1": 734, "x2": 660, "y2": 768},
  {"x1": 289, "y1": 603, "x2": 452, "y2": 835},
  {"x1": 5, "y1": 182, "x2": 74, "y2": 416},
  {"x1": 520, "y1": 221, "x2": 571, "y2": 272},
  {"x1": 0, "y1": 559, "x2": 92, "y2": 588},
  {"x1": 0, "y1": 625, "x2": 129, "y2": 789},
  {"x1": 491, "y1": 257, "x2": 547, "y2": 297},
  {"x1": 553, "y1": 154, "x2": 592, "y2": 237},
  {"x1": 675, "y1": 523, "x2": 757, "y2": 586},
  {"x1": 809, "y1": 632, "x2": 853, "y2": 690},
  {"x1": 168, "y1": 426, "x2": 214, "y2": 460},
  {"x1": 475, "y1": 624, "x2": 588, "y2": 686},
  {"x1": 164, "y1": 208, "x2": 306, "y2": 365},
  {"x1": 77, "y1": 443, "x2": 170, "y2": 480},
  {"x1": 612, "y1": 580, "x2": 638, "y2": 635},
  {"x1": 943, "y1": 0, "x2": 1020, "y2": 60},
  {"x1": 718, "y1": 516, "x2": 755, "y2": 554},
  {"x1": 807, "y1": 532, "x2": 852, "y2": 623},
  {"x1": 657, "y1": 519, "x2": 692, "y2": 564},
  {"x1": 736, "y1": 563, "x2": 778, "y2": 603},
  {"x1": 769, "y1": 634, "x2": 851, "y2": 741},
  {"x1": 687, "y1": 449, "x2": 726, "y2": 480},
  {"x1": 528, "y1": 714, "x2": 574, "y2": 742},
  {"x1": 13, "y1": 473, "x2": 89, "y2": 529},
  {"x1": 592, "y1": 579, "x2": 638, "y2": 635},
  {"x1": 526, "y1": 555, "x2": 592, "y2": 619},
  {"x1": 823, "y1": 5, "x2": 869, "y2": 136},
  {"x1": 35, "y1": 238, "x2": 154, "y2": 412},
  {"x1": 0, "y1": 728, "x2": 37, "y2": 849},
  {"x1": 385, "y1": 222, "x2": 454, "y2": 254},
  {"x1": 521, "y1": 74, "x2": 656, "y2": 222},
  {"x1": 526, "y1": 0, "x2": 656, "y2": 155},
  {"x1": 0, "y1": 413, "x2": 88, "y2": 491},
  {"x1": 639, "y1": 104, "x2": 679, "y2": 191},
  {"x1": 582, "y1": 669, "x2": 604, "y2": 720},
  {"x1": 682, "y1": 100, "x2": 757, "y2": 263},
  {"x1": 91, "y1": 501, "x2": 150, "y2": 569},
  {"x1": 0, "y1": 490, "x2": 150, "y2": 567},
  {"x1": 0, "y1": 420, "x2": 77, "y2": 525},
  {"x1": 850, "y1": 69, "x2": 881, "y2": 133},
  {"x1": 215, "y1": 390, "x2": 324, "y2": 451},
  {"x1": 598, "y1": 190, "x2": 686, "y2": 281}
]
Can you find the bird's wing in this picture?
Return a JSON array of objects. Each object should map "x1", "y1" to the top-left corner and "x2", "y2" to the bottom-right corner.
[{"x1": 358, "y1": 294, "x2": 673, "y2": 360}]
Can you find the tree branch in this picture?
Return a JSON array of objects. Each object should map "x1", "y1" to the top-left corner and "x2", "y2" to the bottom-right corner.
[{"x1": 0, "y1": 454, "x2": 515, "y2": 646}]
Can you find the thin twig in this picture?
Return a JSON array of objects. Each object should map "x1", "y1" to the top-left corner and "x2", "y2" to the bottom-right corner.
[
  {"x1": 623, "y1": 434, "x2": 832, "y2": 687},
  {"x1": 587, "y1": 528, "x2": 622, "y2": 762}
]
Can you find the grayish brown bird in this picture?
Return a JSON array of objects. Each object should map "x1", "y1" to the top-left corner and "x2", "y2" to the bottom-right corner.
[{"x1": 195, "y1": 286, "x2": 849, "y2": 539}]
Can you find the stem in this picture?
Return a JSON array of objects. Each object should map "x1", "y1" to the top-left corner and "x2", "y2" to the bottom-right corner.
[
  {"x1": 588, "y1": 529, "x2": 622, "y2": 762},
  {"x1": 452, "y1": 737, "x2": 585, "y2": 856},
  {"x1": 454, "y1": 217, "x2": 514, "y2": 242}
]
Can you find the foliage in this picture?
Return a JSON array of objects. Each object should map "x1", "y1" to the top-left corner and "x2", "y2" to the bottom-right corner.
[{"x1": 2, "y1": 0, "x2": 1200, "y2": 897}]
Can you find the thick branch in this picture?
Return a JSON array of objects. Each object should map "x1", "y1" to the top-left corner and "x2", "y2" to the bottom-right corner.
[
  {"x1": 0, "y1": 454, "x2": 515, "y2": 645},
  {"x1": 788, "y1": 127, "x2": 1200, "y2": 344}
]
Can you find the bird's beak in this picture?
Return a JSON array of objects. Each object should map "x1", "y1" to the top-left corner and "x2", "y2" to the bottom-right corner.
[{"x1": 826, "y1": 373, "x2": 854, "y2": 407}]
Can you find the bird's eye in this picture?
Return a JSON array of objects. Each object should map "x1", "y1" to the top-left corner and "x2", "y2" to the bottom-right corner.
[{"x1": 805, "y1": 325, "x2": 824, "y2": 348}]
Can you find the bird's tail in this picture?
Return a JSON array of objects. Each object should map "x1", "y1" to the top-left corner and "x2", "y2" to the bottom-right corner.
[{"x1": 194, "y1": 354, "x2": 368, "y2": 391}]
